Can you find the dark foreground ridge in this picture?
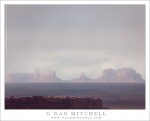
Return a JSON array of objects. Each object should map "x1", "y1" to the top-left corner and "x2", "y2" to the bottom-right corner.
[{"x1": 5, "y1": 96, "x2": 102, "y2": 109}]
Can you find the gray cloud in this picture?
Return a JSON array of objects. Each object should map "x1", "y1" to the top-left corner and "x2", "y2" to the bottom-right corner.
[{"x1": 5, "y1": 5, "x2": 145, "y2": 80}]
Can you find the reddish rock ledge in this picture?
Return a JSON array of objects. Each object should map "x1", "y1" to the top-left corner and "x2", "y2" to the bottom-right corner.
[{"x1": 5, "y1": 96, "x2": 102, "y2": 109}]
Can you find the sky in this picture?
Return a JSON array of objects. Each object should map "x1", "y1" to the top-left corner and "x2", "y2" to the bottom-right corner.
[{"x1": 5, "y1": 5, "x2": 145, "y2": 80}]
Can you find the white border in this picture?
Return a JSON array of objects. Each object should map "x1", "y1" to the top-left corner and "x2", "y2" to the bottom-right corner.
[{"x1": 0, "y1": 1, "x2": 149, "y2": 121}]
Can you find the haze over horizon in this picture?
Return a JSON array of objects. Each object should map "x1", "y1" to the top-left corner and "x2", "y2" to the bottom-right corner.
[
  {"x1": 5, "y1": 5, "x2": 145, "y2": 80},
  {"x1": 6, "y1": 68, "x2": 145, "y2": 83}
]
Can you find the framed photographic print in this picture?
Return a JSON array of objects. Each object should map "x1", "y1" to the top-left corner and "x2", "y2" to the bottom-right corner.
[{"x1": 0, "y1": 0, "x2": 149, "y2": 121}]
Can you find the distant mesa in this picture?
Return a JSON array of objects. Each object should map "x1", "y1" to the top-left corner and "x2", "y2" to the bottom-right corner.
[
  {"x1": 7, "y1": 69, "x2": 61, "y2": 83},
  {"x1": 34, "y1": 69, "x2": 61, "y2": 83},
  {"x1": 6, "y1": 68, "x2": 145, "y2": 83},
  {"x1": 71, "y1": 73, "x2": 91, "y2": 83},
  {"x1": 97, "y1": 68, "x2": 145, "y2": 83}
]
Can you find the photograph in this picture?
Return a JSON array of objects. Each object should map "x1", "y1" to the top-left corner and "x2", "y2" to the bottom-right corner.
[
  {"x1": 5, "y1": 4, "x2": 145, "y2": 110},
  {"x1": 0, "y1": 1, "x2": 149, "y2": 121}
]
